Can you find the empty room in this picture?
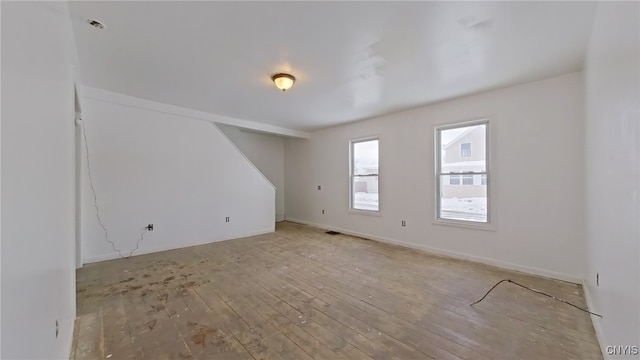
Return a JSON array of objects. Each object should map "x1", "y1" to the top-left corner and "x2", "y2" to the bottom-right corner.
[{"x1": 1, "y1": 1, "x2": 638, "y2": 359}]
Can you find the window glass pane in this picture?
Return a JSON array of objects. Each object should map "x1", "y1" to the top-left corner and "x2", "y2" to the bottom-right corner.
[
  {"x1": 449, "y1": 175, "x2": 460, "y2": 185},
  {"x1": 440, "y1": 124, "x2": 486, "y2": 173},
  {"x1": 352, "y1": 138, "x2": 379, "y2": 212},
  {"x1": 353, "y1": 175, "x2": 378, "y2": 211},
  {"x1": 460, "y1": 143, "x2": 471, "y2": 158},
  {"x1": 353, "y1": 140, "x2": 378, "y2": 176},
  {"x1": 481, "y1": 174, "x2": 487, "y2": 185},
  {"x1": 462, "y1": 174, "x2": 474, "y2": 185},
  {"x1": 439, "y1": 176, "x2": 487, "y2": 222}
]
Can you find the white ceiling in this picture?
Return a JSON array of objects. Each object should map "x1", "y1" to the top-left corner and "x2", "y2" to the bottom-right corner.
[{"x1": 69, "y1": 1, "x2": 596, "y2": 133}]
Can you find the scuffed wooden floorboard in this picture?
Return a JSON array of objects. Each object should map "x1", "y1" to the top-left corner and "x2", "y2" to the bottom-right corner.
[{"x1": 72, "y1": 222, "x2": 602, "y2": 360}]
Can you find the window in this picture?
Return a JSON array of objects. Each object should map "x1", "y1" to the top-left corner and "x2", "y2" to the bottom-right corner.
[
  {"x1": 460, "y1": 142, "x2": 472, "y2": 158},
  {"x1": 462, "y1": 174, "x2": 474, "y2": 185},
  {"x1": 350, "y1": 138, "x2": 379, "y2": 212},
  {"x1": 436, "y1": 120, "x2": 489, "y2": 224}
]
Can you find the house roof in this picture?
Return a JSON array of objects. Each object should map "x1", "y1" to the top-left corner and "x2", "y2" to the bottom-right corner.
[{"x1": 443, "y1": 127, "x2": 475, "y2": 150}]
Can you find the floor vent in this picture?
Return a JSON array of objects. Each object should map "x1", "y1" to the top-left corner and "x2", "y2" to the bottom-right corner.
[{"x1": 325, "y1": 231, "x2": 341, "y2": 235}]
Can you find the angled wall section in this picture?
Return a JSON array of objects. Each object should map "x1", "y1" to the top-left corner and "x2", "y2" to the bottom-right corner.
[
  {"x1": 79, "y1": 91, "x2": 275, "y2": 263},
  {"x1": 216, "y1": 124, "x2": 286, "y2": 222}
]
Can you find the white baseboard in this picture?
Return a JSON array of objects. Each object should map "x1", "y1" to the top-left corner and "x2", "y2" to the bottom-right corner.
[
  {"x1": 83, "y1": 227, "x2": 274, "y2": 264},
  {"x1": 582, "y1": 280, "x2": 608, "y2": 359},
  {"x1": 285, "y1": 218, "x2": 582, "y2": 284}
]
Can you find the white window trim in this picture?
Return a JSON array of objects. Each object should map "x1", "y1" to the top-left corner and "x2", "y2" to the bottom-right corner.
[
  {"x1": 349, "y1": 136, "x2": 381, "y2": 215},
  {"x1": 434, "y1": 119, "x2": 495, "y2": 231}
]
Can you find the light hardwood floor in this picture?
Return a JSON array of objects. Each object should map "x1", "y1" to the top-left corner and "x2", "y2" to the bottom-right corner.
[{"x1": 71, "y1": 222, "x2": 602, "y2": 359}]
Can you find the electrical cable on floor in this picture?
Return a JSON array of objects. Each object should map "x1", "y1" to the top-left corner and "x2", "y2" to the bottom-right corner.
[
  {"x1": 470, "y1": 279, "x2": 603, "y2": 318},
  {"x1": 80, "y1": 118, "x2": 147, "y2": 259}
]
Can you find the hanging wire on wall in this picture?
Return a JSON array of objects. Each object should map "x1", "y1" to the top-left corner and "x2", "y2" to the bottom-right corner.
[{"x1": 78, "y1": 118, "x2": 147, "y2": 259}]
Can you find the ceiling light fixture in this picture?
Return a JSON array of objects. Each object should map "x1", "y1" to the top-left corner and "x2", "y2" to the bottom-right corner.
[{"x1": 271, "y1": 73, "x2": 296, "y2": 91}]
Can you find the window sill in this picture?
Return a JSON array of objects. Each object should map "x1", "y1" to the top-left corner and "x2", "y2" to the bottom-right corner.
[
  {"x1": 433, "y1": 218, "x2": 496, "y2": 231},
  {"x1": 349, "y1": 209, "x2": 382, "y2": 217}
]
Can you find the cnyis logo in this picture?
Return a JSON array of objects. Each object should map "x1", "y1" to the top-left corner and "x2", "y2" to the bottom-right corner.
[{"x1": 606, "y1": 345, "x2": 639, "y2": 356}]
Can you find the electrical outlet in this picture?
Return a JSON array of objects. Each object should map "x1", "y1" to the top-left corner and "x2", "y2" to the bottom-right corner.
[
  {"x1": 317, "y1": 185, "x2": 322, "y2": 190},
  {"x1": 55, "y1": 320, "x2": 59, "y2": 338},
  {"x1": 146, "y1": 224, "x2": 154, "y2": 231},
  {"x1": 401, "y1": 220, "x2": 406, "y2": 227},
  {"x1": 225, "y1": 216, "x2": 230, "y2": 223},
  {"x1": 322, "y1": 209, "x2": 325, "y2": 214},
  {"x1": 596, "y1": 273, "x2": 599, "y2": 287}
]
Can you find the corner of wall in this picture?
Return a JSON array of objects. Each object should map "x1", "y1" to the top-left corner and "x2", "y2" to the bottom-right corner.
[
  {"x1": 581, "y1": 280, "x2": 609, "y2": 360},
  {"x1": 212, "y1": 123, "x2": 276, "y2": 190}
]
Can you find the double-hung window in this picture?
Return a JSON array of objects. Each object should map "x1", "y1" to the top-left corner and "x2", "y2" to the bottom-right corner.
[
  {"x1": 435, "y1": 120, "x2": 489, "y2": 225},
  {"x1": 350, "y1": 138, "x2": 379, "y2": 212}
]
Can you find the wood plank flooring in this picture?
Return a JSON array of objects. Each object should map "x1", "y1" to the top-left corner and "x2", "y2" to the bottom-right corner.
[{"x1": 71, "y1": 221, "x2": 602, "y2": 359}]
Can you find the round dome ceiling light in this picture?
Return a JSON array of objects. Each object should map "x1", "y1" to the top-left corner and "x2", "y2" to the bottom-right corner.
[
  {"x1": 271, "y1": 73, "x2": 296, "y2": 92},
  {"x1": 86, "y1": 19, "x2": 106, "y2": 29}
]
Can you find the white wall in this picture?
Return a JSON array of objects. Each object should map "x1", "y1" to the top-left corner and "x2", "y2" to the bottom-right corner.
[
  {"x1": 285, "y1": 73, "x2": 586, "y2": 282},
  {"x1": 1, "y1": 2, "x2": 78, "y2": 358},
  {"x1": 216, "y1": 124, "x2": 286, "y2": 222},
  {"x1": 79, "y1": 91, "x2": 275, "y2": 263},
  {"x1": 584, "y1": 2, "x2": 640, "y2": 358}
]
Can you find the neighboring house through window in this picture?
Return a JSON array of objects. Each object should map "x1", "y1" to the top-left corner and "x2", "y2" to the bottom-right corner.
[
  {"x1": 450, "y1": 175, "x2": 460, "y2": 185},
  {"x1": 350, "y1": 137, "x2": 379, "y2": 212},
  {"x1": 462, "y1": 174, "x2": 474, "y2": 185},
  {"x1": 435, "y1": 120, "x2": 489, "y2": 225},
  {"x1": 461, "y1": 142, "x2": 471, "y2": 158}
]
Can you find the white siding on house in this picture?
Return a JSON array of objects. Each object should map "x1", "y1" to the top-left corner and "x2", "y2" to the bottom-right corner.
[
  {"x1": 440, "y1": 124, "x2": 487, "y2": 200},
  {"x1": 443, "y1": 126, "x2": 486, "y2": 165}
]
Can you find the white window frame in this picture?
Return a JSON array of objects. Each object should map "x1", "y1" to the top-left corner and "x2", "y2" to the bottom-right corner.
[
  {"x1": 349, "y1": 136, "x2": 380, "y2": 215},
  {"x1": 434, "y1": 119, "x2": 494, "y2": 230}
]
